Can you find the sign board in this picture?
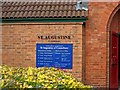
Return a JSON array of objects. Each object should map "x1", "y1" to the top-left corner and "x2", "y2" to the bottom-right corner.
[{"x1": 36, "y1": 44, "x2": 73, "y2": 69}]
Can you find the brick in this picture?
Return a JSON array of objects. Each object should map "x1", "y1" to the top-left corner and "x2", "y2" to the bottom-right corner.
[
  {"x1": 2, "y1": 23, "x2": 84, "y2": 82},
  {"x1": 2, "y1": 2, "x2": 120, "y2": 88},
  {"x1": 85, "y1": 2, "x2": 119, "y2": 87}
]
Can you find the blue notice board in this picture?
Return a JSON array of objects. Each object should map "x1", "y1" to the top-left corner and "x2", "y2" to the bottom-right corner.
[{"x1": 36, "y1": 44, "x2": 73, "y2": 69}]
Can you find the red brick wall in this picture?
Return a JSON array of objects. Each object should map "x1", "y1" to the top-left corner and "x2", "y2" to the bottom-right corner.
[
  {"x1": 85, "y1": 2, "x2": 119, "y2": 87},
  {"x1": 2, "y1": 2, "x2": 120, "y2": 88},
  {"x1": 2, "y1": 22, "x2": 84, "y2": 81}
]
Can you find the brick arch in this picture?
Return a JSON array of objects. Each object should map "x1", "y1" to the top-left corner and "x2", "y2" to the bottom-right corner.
[
  {"x1": 107, "y1": 3, "x2": 120, "y2": 32},
  {"x1": 107, "y1": 3, "x2": 120, "y2": 88},
  {"x1": 85, "y1": 2, "x2": 119, "y2": 87}
]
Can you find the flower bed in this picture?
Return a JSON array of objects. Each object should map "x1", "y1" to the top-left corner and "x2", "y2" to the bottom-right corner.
[{"x1": 1, "y1": 65, "x2": 92, "y2": 89}]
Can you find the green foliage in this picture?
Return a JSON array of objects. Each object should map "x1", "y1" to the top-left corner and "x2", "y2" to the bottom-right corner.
[{"x1": 1, "y1": 65, "x2": 92, "y2": 89}]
